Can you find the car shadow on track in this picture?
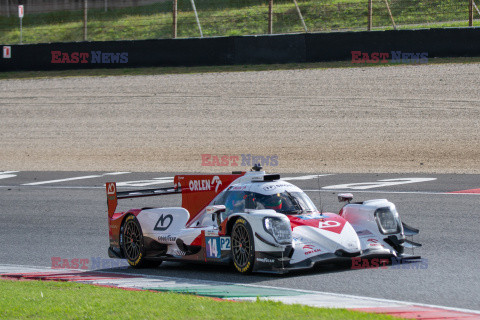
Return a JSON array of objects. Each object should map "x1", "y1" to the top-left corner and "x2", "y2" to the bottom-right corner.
[{"x1": 95, "y1": 260, "x2": 355, "y2": 284}]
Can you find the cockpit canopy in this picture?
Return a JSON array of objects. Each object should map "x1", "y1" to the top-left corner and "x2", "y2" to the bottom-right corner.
[{"x1": 212, "y1": 189, "x2": 318, "y2": 218}]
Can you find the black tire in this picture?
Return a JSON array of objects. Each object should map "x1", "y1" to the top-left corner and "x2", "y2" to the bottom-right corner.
[
  {"x1": 121, "y1": 215, "x2": 161, "y2": 268},
  {"x1": 231, "y1": 218, "x2": 255, "y2": 273}
]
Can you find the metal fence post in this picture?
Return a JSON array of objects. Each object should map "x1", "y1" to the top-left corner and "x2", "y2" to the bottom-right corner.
[
  {"x1": 384, "y1": 0, "x2": 396, "y2": 30},
  {"x1": 367, "y1": 0, "x2": 372, "y2": 31},
  {"x1": 19, "y1": 14, "x2": 22, "y2": 44},
  {"x1": 268, "y1": 0, "x2": 273, "y2": 34},
  {"x1": 83, "y1": 0, "x2": 88, "y2": 41},
  {"x1": 469, "y1": 0, "x2": 473, "y2": 26},
  {"x1": 292, "y1": 0, "x2": 307, "y2": 32},
  {"x1": 173, "y1": 0, "x2": 177, "y2": 38},
  {"x1": 189, "y1": 0, "x2": 203, "y2": 38},
  {"x1": 5, "y1": 0, "x2": 9, "y2": 17}
]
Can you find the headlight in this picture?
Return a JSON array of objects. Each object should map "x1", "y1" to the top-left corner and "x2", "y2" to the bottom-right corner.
[
  {"x1": 263, "y1": 217, "x2": 292, "y2": 244},
  {"x1": 375, "y1": 207, "x2": 401, "y2": 234}
]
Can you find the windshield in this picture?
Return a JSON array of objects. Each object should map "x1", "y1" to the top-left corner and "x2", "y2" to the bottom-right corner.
[
  {"x1": 211, "y1": 190, "x2": 318, "y2": 220},
  {"x1": 250, "y1": 191, "x2": 317, "y2": 214}
]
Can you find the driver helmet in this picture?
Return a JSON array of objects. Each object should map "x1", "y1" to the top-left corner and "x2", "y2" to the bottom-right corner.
[{"x1": 264, "y1": 193, "x2": 282, "y2": 210}]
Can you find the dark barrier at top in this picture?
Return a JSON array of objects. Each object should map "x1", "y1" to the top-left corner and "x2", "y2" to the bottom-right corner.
[
  {"x1": 0, "y1": 37, "x2": 235, "y2": 71},
  {"x1": 234, "y1": 34, "x2": 306, "y2": 64},
  {"x1": 305, "y1": 28, "x2": 480, "y2": 62},
  {"x1": 2, "y1": 28, "x2": 480, "y2": 71}
]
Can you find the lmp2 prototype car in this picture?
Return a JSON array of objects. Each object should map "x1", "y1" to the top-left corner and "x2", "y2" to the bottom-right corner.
[{"x1": 105, "y1": 166, "x2": 421, "y2": 274}]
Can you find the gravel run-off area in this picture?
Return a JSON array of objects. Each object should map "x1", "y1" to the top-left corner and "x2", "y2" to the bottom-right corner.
[{"x1": 1, "y1": 63, "x2": 479, "y2": 173}]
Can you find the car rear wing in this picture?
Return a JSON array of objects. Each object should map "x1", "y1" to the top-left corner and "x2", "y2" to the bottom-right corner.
[{"x1": 106, "y1": 182, "x2": 180, "y2": 218}]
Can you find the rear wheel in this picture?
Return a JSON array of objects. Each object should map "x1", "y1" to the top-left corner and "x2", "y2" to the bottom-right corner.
[
  {"x1": 121, "y1": 215, "x2": 161, "y2": 268},
  {"x1": 231, "y1": 218, "x2": 255, "y2": 273}
]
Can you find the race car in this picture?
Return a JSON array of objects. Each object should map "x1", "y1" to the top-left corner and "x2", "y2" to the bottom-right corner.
[{"x1": 105, "y1": 166, "x2": 421, "y2": 274}]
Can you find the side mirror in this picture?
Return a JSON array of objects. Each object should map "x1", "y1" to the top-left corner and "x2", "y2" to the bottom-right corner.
[
  {"x1": 338, "y1": 193, "x2": 353, "y2": 203},
  {"x1": 206, "y1": 205, "x2": 226, "y2": 227}
]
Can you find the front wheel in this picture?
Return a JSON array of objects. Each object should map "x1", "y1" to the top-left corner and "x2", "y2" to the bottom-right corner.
[
  {"x1": 121, "y1": 215, "x2": 161, "y2": 268},
  {"x1": 231, "y1": 218, "x2": 255, "y2": 273}
]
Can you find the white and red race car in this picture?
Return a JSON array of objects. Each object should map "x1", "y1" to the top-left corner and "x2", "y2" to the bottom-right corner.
[{"x1": 106, "y1": 166, "x2": 421, "y2": 274}]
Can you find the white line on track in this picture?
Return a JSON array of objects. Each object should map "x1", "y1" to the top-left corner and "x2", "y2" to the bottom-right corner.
[
  {"x1": 0, "y1": 185, "x2": 105, "y2": 189},
  {"x1": 21, "y1": 172, "x2": 131, "y2": 186},
  {"x1": 1, "y1": 185, "x2": 479, "y2": 195},
  {"x1": 281, "y1": 174, "x2": 334, "y2": 181},
  {"x1": 0, "y1": 171, "x2": 19, "y2": 180},
  {"x1": 304, "y1": 189, "x2": 480, "y2": 195}
]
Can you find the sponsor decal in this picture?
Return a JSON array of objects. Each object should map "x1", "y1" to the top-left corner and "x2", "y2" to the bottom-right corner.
[
  {"x1": 290, "y1": 213, "x2": 346, "y2": 234},
  {"x1": 351, "y1": 51, "x2": 429, "y2": 64},
  {"x1": 212, "y1": 176, "x2": 222, "y2": 192},
  {"x1": 205, "y1": 230, "x2": 219, "y2": 237},
  {"x1": 305, "y1": 249, "x2": 322, "y2": 256},
  {"x1": 154, "y1": 214, "x2": 173, "y2": 231},
  {"x1": 132, "y1": 252, "x2": 143, "y2": 266},
  {"x1": 51, "y1": 257, "x2": 129, "y2": 270},
  {"x1": 157, "y1": 235, "x2": 176, "y2": 243},
  {"x1": 51, "y1": 51, "x2": 129, "y2": 64},
  {"x1": 366, "y1": 238, "x2": 383, "y2": 247},
  {"x1": 263, "y1": 185, "x2": 276, "y2": 191},
  {"x1": 256, "y1": 257, "x2": 275, "y2": 263},
  {"x1": 201, "y1": 154, "x2": 279, "y2": 167},
  {"x1": 3, "y1": 46, "x2": 11, "y2": 59},
  {"x1": 262, "y1": 183, "x2": 291, "y2": 191},
  {"x1": 230, "y1": 185, "x2": 247, "y2": 191},
  {"x1": 303, "y1": 244, "x2": 322, "y2": 256},
  {"x1": 106, "y1": 183, "x2": 116, "y2": 195},
  {"x1": 318, "y1": 220, "x2": 341, "y2": 228},
  {"x1": 236, "y1": 261, "x2": 251, "y2": 273},
  {"x1": 189, "y1": 176, "x2": 222, "y2": 192}
]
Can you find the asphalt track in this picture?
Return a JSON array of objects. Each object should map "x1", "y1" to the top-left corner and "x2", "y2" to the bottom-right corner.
[{"x1": 0, "y1": 171, "x2": 479, "y2": 310}]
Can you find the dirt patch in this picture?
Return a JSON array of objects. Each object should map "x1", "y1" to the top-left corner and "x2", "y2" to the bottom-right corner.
[{"x1": 1, "y1": 63, "x2": 479, "y2": 173}]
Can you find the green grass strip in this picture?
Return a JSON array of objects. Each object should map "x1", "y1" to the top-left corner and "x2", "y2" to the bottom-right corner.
[
  {"x1": 0, "y1": 0, "x2": 479, "y2": 44},
  {"x1": 0, "y1": 278, "x2": 399, "y2": 319}
]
